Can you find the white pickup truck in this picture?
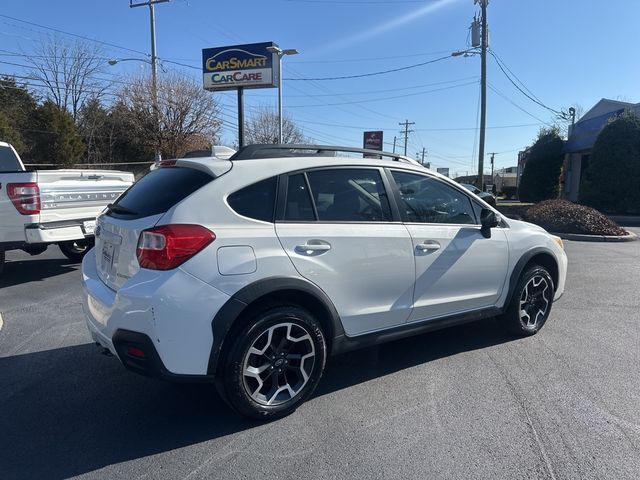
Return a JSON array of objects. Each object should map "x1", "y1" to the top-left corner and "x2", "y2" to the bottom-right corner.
[{"x1": 0, "y1": 141, "x2": 134, "y2": 275}]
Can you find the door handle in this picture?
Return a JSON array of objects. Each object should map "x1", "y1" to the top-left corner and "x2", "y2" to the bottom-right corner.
[
  {"x1": 416, "y1": 241, "x2": 440, "y2": 252},
  {"x1": 295, "y1": 243, "x2": 331, "y2": 254}
]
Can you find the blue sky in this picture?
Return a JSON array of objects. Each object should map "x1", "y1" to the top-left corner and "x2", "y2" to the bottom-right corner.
[{"x1": 1, "y1": 0, "x2": 638, "y2": 175}]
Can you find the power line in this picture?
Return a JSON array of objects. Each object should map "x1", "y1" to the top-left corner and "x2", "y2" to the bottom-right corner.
[
  {"x1": 488, "y1": 82, "x2": 552, "y2": 125},
  {"x1": 249, "y1": 76, "x2": 478, "y2": 98},
  {"x1": 488, "y1": 49, "x2": 563, "y2": 117},
  {"x1": 151, "y1": 48, "x2": 464, "y2": 68},
  {"x1": 0, "y1": 59, "x2": 143, "y2": 87},
  {"x1": 213, "y1": 107, "x2": 545, "y2": 132},
  {"x1": 288, "y1": 49, "x2": 461, "y2": 64},
  {"x1": 489, "y1": 49, "x2": 543, "y2": 104},
  {"x1": 0, "y1": 72, "x2": 121, "y2": 98},
  {"x1": 284, "y1": 80, "x2": 477, "y2": 107},
  {"x1": 285, "y1": 0, "x2": 430, "y2": 4},
  {"x1": 0, "y1": 13, "x2": 149, "y2": 57},
  {"x1": 284, "y1": 54, "x2": 452, "y2": 81},
  {"x1": 286, "y1": 64, "x2": 392, "y2": 121}
]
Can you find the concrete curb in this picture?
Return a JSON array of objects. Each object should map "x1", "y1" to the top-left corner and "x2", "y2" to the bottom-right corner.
[{"x1": 550, "y1": 230, "x2": 638, "y2": 242}]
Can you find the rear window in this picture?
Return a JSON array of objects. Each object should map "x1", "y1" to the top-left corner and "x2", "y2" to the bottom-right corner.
[
  {"x1": 227, "y1": 177, "x2": 277, "y2": 222},
  {"x1": 0, "y1": 145, "x2": 23, "y2": 172},
  {"x1": 107, "y1": 167, "x2": 212, "y2": 219}
]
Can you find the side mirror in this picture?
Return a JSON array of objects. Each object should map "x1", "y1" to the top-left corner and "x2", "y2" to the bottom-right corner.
[{"x1": 480, "y1": 208, "x2": 500, "y2": 238}]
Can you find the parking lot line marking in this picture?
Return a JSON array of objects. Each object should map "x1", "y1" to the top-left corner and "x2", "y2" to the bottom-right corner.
[{"x1": 0, "y1": 312, "x2": 3, "y2": 332}]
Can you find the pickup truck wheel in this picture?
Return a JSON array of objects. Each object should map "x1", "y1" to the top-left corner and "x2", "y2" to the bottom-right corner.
[
  {"x1": 219, "y1": 306, "x2": 327, "y2": 420},
  {"x1": 500, "y1": 265, "x2": 554, "y2": 336},
  {"x1": 58, "y1": 239, "x2": 93, "y2": 263}
]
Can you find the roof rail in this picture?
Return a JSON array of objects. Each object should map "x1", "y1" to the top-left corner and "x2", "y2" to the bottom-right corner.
[{"x1": 229, "y1": 144, "x2": 421, "y2": 165}]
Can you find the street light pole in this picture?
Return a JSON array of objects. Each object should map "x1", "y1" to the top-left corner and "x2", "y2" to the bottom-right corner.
[
  {"x1": 130, "y1": 0, "x2": 169, "y2": 161},
  {"x1": 276, "y1": 53, "x2": 283, "y2": 143},
  {"x1": 267, "y1": 46, "x2": 299, "y2": 144}
]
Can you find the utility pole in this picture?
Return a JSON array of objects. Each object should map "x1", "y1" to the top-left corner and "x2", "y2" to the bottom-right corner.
[
  {"x1": 399, "y1": 119, "x2": 415, "y2": 156},
  {"x1": 392, "y1": 136, "x2": 397, "y2": 153},
  {"x1": 488, "y1": 152, "x2": 496, "y2": 180},
  {"x1": 421, "y1": 147, "x2": 427, "y2": 165},
  {"x1": 475, "y1": 0, "x2": 488, "y2": 191},
  {"x1": 130, "y1": 0, "x2": 170, "y2": 162}
]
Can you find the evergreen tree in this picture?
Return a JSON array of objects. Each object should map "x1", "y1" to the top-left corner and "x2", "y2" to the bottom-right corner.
[
  {"x1": 31, "y1": 101, "x2": 85, "y2": 167},
  {"x1": 518, "y1": 127, "x2": 564, "y2": 202},
  {"x1": 0, "y1": 76, "x2": 38, "y2": 156},
  {"x1": 580, "y1": 112, "x2": 640, "y2": 214},
  {"x1": 0, "y1": 111, "x2": 24, "y2": 152}
]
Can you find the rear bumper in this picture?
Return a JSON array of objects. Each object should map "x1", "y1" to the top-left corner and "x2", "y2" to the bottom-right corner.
[
  {"x1": 25, "y1": 218, "x2": 95, "y2": 243},
  {"x1": 111, "y1": 329, "x2": 215, "y2": 382},
  {"x1": 81, "y1": 248, "x2": 231, "y2": 378}
]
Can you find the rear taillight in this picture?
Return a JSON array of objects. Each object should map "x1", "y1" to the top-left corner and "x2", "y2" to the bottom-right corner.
[
  {"x1": 7, "y1": 182, "x2": 40, "y2": 215},
  {"x1": 136, "y1": 224, "x2": 215, "y2": 270}
]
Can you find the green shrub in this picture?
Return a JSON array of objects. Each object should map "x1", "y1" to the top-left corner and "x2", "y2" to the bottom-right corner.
[
  {"x1": 580, "y1": 112, "x2": 640, "y2": 214},
  {"x1": 518, "y1": 128, "x2": 564, "y2": 202}
]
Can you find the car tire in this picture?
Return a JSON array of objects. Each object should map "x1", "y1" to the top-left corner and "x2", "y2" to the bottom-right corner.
[
  {"x1": 500, "y1": 265, "x2": 554, "y2": 336},
  {"x1": 58, "y1": 239, "x2": 93, "y2": 263},
  {"x1": 218, "y1": 306, "x2": 327, "y2": 420}
]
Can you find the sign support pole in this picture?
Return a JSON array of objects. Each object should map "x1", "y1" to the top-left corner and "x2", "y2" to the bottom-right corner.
[{"x1": 237, "y1": 87, "x2": 245, "y2": 148}]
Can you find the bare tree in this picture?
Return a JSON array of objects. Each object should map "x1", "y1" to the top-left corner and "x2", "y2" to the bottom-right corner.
[
  {"x1": 26, "y1": 36, "x2": 109, "y2": 120},
  {"x1": 245, "y1": 107, "x2": 307, "y2": 145},
  {"x1": 119, "y1": 72, "x2": 221, "y2": 158}
]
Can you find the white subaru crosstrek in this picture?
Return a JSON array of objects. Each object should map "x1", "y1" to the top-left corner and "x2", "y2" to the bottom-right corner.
[{"x1": 82, "y1": 145, "x2": 567, "y2": 419}]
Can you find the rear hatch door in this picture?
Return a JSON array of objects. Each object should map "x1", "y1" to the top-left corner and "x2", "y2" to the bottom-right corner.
[{"x1": 95, "y1": 166, "x2": 214, "y2": 291}]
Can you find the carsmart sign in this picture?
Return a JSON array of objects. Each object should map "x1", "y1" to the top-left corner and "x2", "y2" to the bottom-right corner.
[{"x1": 202, "y1": 42, "x2": 278, "y2": 91}]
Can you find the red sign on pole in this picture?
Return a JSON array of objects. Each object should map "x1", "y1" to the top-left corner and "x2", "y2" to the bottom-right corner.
[
  {"x1": 363, "y1": 131, "x2": 383, "y2": 158},
  {"x1": 363, "y1": 131, "x2": 383, "y2": 150}
]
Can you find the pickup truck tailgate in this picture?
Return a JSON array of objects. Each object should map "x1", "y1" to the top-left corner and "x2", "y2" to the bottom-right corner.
[{"x1": 37, "y1": 169, "x2": 134, "y2": 224}]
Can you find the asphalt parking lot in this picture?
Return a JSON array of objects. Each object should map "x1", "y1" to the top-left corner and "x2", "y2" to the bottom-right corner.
[{"x1": 1, "y1": 230, "x2": 639, "y2": 480}]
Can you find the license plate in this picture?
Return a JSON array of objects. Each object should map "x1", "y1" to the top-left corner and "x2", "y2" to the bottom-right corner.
[
  {"x1": 101, "y1": 242, "x2": 115, "y2": 271},
  {"x1": 83, "y1": 220, "x2": 96, "y2": 235}
]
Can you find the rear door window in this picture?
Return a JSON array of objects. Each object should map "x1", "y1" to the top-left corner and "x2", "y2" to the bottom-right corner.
[
  {"x1": 283, "y1": 174, "x2": 315, "y2": 221},
  {"x1": 106, "y1": 167, "x2": 213, "y2": 220},
  {"x1": 306, "y1": 168, "x2": 392, "y2": 222},
  {"x1": 228, "y1": 177, "x2": 277, "y2": 222}
]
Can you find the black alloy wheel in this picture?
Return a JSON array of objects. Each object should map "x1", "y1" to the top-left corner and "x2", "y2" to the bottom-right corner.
[
  {"x1": 501, "y1": 265, "x2": 554, "y2": 336},
  {"x1": 219, "y1": 306, "x2": 327, "y2": 420}
]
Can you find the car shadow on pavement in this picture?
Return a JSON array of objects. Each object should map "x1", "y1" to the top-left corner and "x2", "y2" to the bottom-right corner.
[
  {"x1": 0, "y1": 343, "x2": 249, "y2": 480},
  {"x1": 0, "y1": 317, "x2": 514, "y2": 480},
  {"x1": 0, "y1": 257, "x2": 79, "y2": 288},
  {"x1": 318, "y1": 316, "x2": 513, "y2": 396}
]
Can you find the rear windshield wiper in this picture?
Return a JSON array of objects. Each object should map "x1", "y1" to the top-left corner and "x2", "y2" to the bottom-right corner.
[{"x1": 106, "y1": 203, "x2": 137, "y2": 215}]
